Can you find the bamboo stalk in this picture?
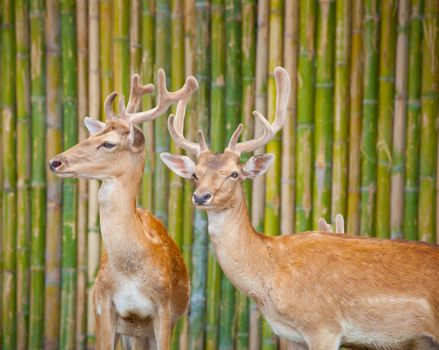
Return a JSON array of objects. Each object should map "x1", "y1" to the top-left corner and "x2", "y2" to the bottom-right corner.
[
  {"x1": 206, "y1": 0, "x2": 224, "y2": 348},
  {"x1": 295, "y1": 0, "x2": 316, "y2": 232},
  {"x1": 347, "y1": 0, "x2": 364, "y2": 235},
  {"x1": 418, "y1": 0, "x2": 439, "y2": 243},
  {"x1": 390, "y1": 0, "x2": 410, "y2": 239},
  {"x1": 0, "y1": 8, "x2": 2, "y2": 345},
  {"x1": 312, "y1": 0, "x2": 335, "y2": 228},
  {"x1": 76, "y1": 1, "x2": 88, "y2": 348},
  {"x1": 130, "y1": 0, "x2": 141, "y2": 76},
  {"x1": 113, "y1": 0, "x2": 129, "y2": 97},
  {"x1": 44, "y1": 1, "x2": 62, "y2": 348},
  {"x1": 1, "y1": 1, "x2": 17, "y2": 348},
  {"x1": 331, "y1": 0, "x2": 351, "y2": 222},
  {"x1": 15, "y1": 0, "x2": 31, "y2": 348},
  {"x1": 141, "y1": 0, "x2": 155, "y2": 211},
  {"x1": 220, "y1": 0, "x2": 241, "y2": 348},
  {"x1": 188, "y1": 1, "x2": 210, "y2": 349},
  {"x1": 87, "y1": 0, "x2": 100, "y2": 347},
  {"x1": 403, "y1": 0, "x2": 424, "y2": 241},
  {"x1": 360, "y1": 0, "x2": 380, "y2": 237},
  {"x1": 59, "y1": 1, "x2": 78, "y2": 348},
  {"x1": 375, "y1": 0, "x2": 397, "y2": 239}
]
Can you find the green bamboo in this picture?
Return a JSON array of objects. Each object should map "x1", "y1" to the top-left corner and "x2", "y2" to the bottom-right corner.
[
  {"x1": 130, "y1": 0, "x2": 142, "y2": 76},
  {"x1": 59, "y1": 1, "x2": 78, "y2": 348},
  {"x1": 189, "y1": 1, "x2": 210, "y2": 349},
  {"x1": 390, "y1": 0, "x2": 410, "y2": 239},
  {"x1": 154, "y1": 0, "x2": 171, "y2": 224},
  {"x1": 0, "y1": 7, "x2": 2, "y2": 346},
  {"x1": 206, "y1": 0, "x2": 225, "y2": 348},
  {"x1": 169, "y1": 0, "x2": 185, "y2": 348},
  {"x1": 375, "y1": 0, "x2": 397, "y2": 239},
  {"x1": 360, "y1": 0, "x2": 379, "y2": 237},
  {"x1": 114, "y1": 0, "x2": 129, "y2": 98},
  {"x1": 100, "y1": 0, "x2": 113, "y2": 102},
  {"x1": 331, "y1": 0, "x2": 350, "y2": 221},
  {"x1": 29, "y1": 4, "x2": 46, "y2": 345},
  {"x1": 44, "y1": 1, "x2": 62, "y2": 348},
  {"x1": 403, "y1": 0, "x2": 424, "y2": 241},
  {"x1": 15, "y1": 0, "x2": 31, "y2": 348},
  {"x1": 1, "y1": 1, "x2": 16, "y2": 348},
  {"x1": 219, "y1": 1, "x2": 241, "y2": 349},
  {"x1": 312, "y1": 0, "x2": 335, "y2": 228},
  {"x1": 141, "y1": 0, "x2": 155, "y2": 211},
  {"x1": 295, "y1": 0, "x2": 316, "y2": 232},
  {"x1": 347, "y1": 0, "x2": 363, "y2": 235},
  {"x1": 418, "y1": 0, "x2": 439, "y2": 243},
  {"x1": 76, "y1": 1, "x2": 88, "y2": 347}
]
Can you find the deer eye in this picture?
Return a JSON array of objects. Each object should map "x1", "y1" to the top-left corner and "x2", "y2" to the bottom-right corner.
[
  {"x1": 230, "y1": 171, "x2": 239, "y2": 179},
  {"x1": 102, "y1": 142, "x2": 116, "y2": 149}
]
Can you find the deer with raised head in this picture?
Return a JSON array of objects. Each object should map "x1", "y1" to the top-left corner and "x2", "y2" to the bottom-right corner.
[
  {"x1": 160, "y1": 66, "x2": 439, "y2": 350},
  {"x1": 49, "y1": 70, "x2": 197, "y2": 349}
]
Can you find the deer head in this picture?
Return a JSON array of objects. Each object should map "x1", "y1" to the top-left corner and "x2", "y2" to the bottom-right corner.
[
  {"x1": 49, "y1": 70, "x2": 198, "y2": 181},
  {"x1": 161, "y1": 67, "x2": 290, "y2": 210}
]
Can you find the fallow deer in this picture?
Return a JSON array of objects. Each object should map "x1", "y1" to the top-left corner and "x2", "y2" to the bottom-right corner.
[
  {"x1": 49, "y1": 70, "x2": 197, "y2": 349},
  {"x1": 160, "y1": 67, "x2": 439, "y2": 350}
]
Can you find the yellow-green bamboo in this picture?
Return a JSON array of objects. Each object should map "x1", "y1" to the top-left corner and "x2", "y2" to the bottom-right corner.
[
  {"x1": 347, "y1": 0, "x2": 363, "y2": 235},
  {"x1": 130, "y1": 0, "x2": 141, "y2": 76},
  {"x1": 44, "y1": 1, "x2": 62, "y2": 348},
  {"x1": 113, "y1": 0, "x2": 129, "y2": 98},
  {"x1": 15, "y1": 0, "x2": 31, "y2": 348},
  {"x1": 375, "y1": 0, "x2": 397, "y2": 239}
]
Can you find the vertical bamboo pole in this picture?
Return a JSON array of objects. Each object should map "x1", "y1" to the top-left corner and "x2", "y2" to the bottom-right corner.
[
  {"x1": 113, "y1": 0, "x2": 129, "y2": 97},
  {"x1": 59, "y1": 1, "x2": 78, "y2": 348},
  {"x1": 360, "y1": 0, "x2": 380, "y2": 237},
  {"x1": 206, "y1": 1, "x2": 224, "y2": 349},
  {"x1": 141, "y1": 0, "x2": 155, "y2": 211},
  {"x1": 0, "y1": 7, "x2": 2, "y2": 345},
  {"x1": 375, "y1": 0, "x2": 397, "y2": 239},
  {"x1": 100, "y1": 0, "x2": 113, "y2": 115},
  {"x1": 130, "y1": 0, "x2": 141, "y2": 76},
  {"x1": 76, "y1": 1, "x2": 88, "y2": 348},
  {"x1": 1, "y1": 1, "x2": 16, "y2": 348},
  {"x1": 403, "y1": 0, "x2": 424, "y2": 241},
  {"x1": 44, "y1": 1, "x2": 62, "y2": 348},
  {"x1": 347, "y1": 0, "x2": 363, "y2": 235},
  {"x1": 169, "y1": 1, "x2": 185, "y2": 348},
  {"x1": 236, "y1": 1, "x2": 256, "y2": 348},
  {"x1": 418, "y1": 0, "x2": 439, "y2": 243},
  {"x1": 15, "y1": 1, "x2": 31, "y2": 348},
  {"x1": 312, "y1": 0, "x2": 335, "y2": 228},
  {"x1": 390, "y1": 0, "x2": 409, "y2": 239},
  {"x1": 220, "y1": 1, "x2": 241, "y2": 348},
  {"x1": 154, "y1": 0, "x2": 171, "y2": 225},
  {"x1": 331, "y1": 0, "x2": 350, "y2": 221},
  {"x1": 87, "y1": 1, "x2": 100, "y2": 347},
  {"x1": 28, "y1": 1, "x2": 46, "y2": 349},
  {"x1": 250, "y1": 2, "x2": 269, "y2": 348},
  {"x1": 295, "y1": 0, "x2": 316, "y2": 232},
  {"x1": 281, "y1": 0, "x2": 299, "y2": 236},
  {"x1": 189, "y1": 1, "x2": 210, "y2": 349}
]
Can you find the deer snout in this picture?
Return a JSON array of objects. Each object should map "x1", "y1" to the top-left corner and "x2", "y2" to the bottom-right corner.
[
  {"x1": 193, "y1": 192, "x2": 212, "y2": 206},
  {"x1": 48, "y1": 156, "x2": 67, "y2": 173}
]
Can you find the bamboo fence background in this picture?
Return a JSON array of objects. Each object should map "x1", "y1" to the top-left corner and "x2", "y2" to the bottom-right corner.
[{"x1": 0, "y1": 0, "x2": 438, "y2": 349}]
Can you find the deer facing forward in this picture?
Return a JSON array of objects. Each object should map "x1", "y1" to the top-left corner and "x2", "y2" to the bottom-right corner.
[
  {"x1": 161, "y1": 67, "x2": 439, "y2": 350},
  {"x1": 49, "y1": 70, "x2": 197, "y2": 349}
]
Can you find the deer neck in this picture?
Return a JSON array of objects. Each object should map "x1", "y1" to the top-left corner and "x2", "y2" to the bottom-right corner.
[{"x1": 206, "y1": 189, "x2": 268, "y2": 298}]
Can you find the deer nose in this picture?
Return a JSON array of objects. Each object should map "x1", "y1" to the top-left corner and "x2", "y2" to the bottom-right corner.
[
  {"x1": 193, "y1": 192, "x2": 212, "y2": 205},
  {"x1": 49, "y1": 158, "x2": 63, "y2": 172}
]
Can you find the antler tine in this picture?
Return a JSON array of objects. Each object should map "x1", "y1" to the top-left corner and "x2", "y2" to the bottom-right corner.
[
  {"x1": 227, "y1": 66, "x2": 290, "y2": 155},
  {"x1": 125, "y1": 73, "x2": 155, "y2": 113},
  {"x1": 104, "y1": 92, "x2": 118, "y2": 120},
  {"x1": 122, "y1": 68, "x2": 199, "y2": 124}
]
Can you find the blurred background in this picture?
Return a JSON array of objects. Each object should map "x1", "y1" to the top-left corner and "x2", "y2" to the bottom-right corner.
[{"x1": 0, "y1": 0, "x2": 438, "y2": 349}]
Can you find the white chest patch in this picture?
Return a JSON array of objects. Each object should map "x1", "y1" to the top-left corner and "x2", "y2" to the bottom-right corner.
[{"x1": 113, "y1": 279, "x2": 155, "y2": 318}]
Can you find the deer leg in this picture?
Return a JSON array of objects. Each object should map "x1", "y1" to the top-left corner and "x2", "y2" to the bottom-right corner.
[
  {"x1": 95, "y1": 298, "x2": 118, "y2": 350},
  {"x1": 411, "y1": 337, "x2": 439, "y2": 350},
  {"x1": 307, "y1": 332, "x2": 340, "y2": 350},
  {"x1": 153, "y1": 305, "x2": 172, "y2": 350}
]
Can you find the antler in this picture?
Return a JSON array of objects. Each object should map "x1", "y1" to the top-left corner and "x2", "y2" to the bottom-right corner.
[
  {"x1": 226, "y1": 66, "x2": 290, "y2": 155},
  {"x1": 104, "y1": 69, "x2": 199, "y2": 124}
]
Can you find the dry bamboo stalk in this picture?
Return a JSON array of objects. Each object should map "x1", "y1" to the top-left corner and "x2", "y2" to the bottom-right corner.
[
  {"x1": 76, "y1": 1, "x2": 88, "y2": 348},
  {"x1": 44, "y1": 1, "x2": 62, "y2": 348},
  {"x1": 346, "y1": 0, "x2": 363, "y2": 235},
  {"x1": 130, "y1": 0, "x2": 141, "y2": 76},
  {"x1": 86, "y1": 0, "x2": 100, "y2": 347},
  {"x1": 250, "y1": 2, "x2": 269, "y2": 349},
  {"x1": 390, "y1": 0, "x2": 409, "y2": 239}
]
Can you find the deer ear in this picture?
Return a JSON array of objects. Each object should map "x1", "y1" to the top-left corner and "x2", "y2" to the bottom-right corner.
[
  {"x1": 84, "y1": 117, "x2": 106, "y2": 135},
  {"x1": 242, "y1": 154, "x2": 275, "y2": 179},
  {"x1": 160, "y1": 152, "x2": 196, "y2": 179},
  {"x1": 128, "y1": 123, "x2": 145, "y2": 152}
]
